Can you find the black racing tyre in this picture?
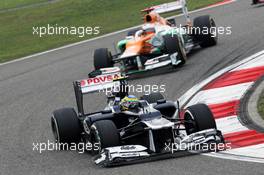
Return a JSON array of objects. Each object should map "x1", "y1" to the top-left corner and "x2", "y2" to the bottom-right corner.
[
  {"x1": 51, "y1": 108, "x2": 81, "y2": 144},
  {"x1": 163, "y1": 34, "x2": 187, "y2": 66},
  {"x1": 140, "y1": 92, "x2": 165, "y2": 104},
  {"x1": 252, "y1": 0, "x2": 258, "y2": 4},
  {"x1": 193, "y1": 15, "x2": 218, "y2": 48},
  {"x1": 184, "y1": 103, "x2": 217, "y2": 135},
  {"x1": 90, "y1": 120, "x2": 120, "y2": 154},
  {"x1": 93, "y1": 48, "x2": 113, "y2": 70},
  {"x1": 127, "y1": 28, "x2": 140, "y2": 36}
]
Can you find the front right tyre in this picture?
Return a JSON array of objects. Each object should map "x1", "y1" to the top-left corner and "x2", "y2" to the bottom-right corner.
[
  {"x1": 193, "y1": 15, "x2": 218, "y2": 48},
  {"x1": 163, "y1": 34, "x2": 187, "y2": 66},
  {"x1": 184, "y1": 103, "x2": 217, "y2": 135},
  {"x1": 90, "y1": 120, "x2": 120, "y2": 154},
  {"x1": 93, "y1": 48, "x2": 114, "y2": 70}
]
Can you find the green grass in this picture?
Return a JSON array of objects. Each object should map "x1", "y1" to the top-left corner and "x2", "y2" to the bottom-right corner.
[
  {"x1": 0, "y1": 0, "x2": 222, "y2": 62},
  {"x1": 0, "y1": 0, "x2": 47, "y2": 10},
  {"x1": 258, "y1": 90, "x2": 264, "y2": 119}
]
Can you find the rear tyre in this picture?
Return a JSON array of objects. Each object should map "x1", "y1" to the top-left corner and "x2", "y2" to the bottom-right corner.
[
  {"x1": 90, "y1": 120, "x2": 120, "y2": 154},
  {"x1": 93, "y1": 48, "x2": 113, "y2": 70},
  {"x1": 163, "y1": 34, "x2": 187, "y2": 66},
  {"x1": 193, "y1": 15, "x2": 218, "y2": 48},
  {"x1": 51, "y1": 108, "x2": 81, "y2": 145},
  {"x1": 184, "y1": 103, "x2": 216, "y2": 135},
  {"x1": 140, "y1": 92, "x2": 165, "y2": 104}
]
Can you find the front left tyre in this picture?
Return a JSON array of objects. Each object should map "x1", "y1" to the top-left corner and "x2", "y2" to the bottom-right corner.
[
  {"x1": 51, "y1": 108, "x2": 81, "y2": 144},
  {"x1": 93, "y1": 48, "x2": 114, "y2": 70}
]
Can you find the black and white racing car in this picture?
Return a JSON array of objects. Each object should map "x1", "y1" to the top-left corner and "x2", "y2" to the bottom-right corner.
[{"x1": 51, "y1": 69, "x2": 224, "y2": 167}]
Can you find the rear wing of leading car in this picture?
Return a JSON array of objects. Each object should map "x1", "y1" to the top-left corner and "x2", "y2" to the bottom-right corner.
[
  {"x1": 142, "y1": 0, "x2": 191, "y2": 24},
  {"x1": 82, "y1": 67, "x2": 122, "y2": 94},
  {"x1": 73, "y1": 67, "x2": 124, "y2": 115}
]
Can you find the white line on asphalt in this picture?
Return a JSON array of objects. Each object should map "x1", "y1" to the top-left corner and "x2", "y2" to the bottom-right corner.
[{"x1": 205, "y1": 152, "x2": 264, "y2": 163}]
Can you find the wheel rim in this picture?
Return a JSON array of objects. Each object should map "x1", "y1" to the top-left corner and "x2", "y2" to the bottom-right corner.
[
  {"x1": 210, "y1": 19, "x2": 218, "y2": 41},
  {"x1": 51, "y1": 116, "x2": 60, "y2": 143},
  {"x1": 179, "y1": 39, "x2": 187, "y2": 62},
  {"x1": 90, "y1": 125, "x2": 102, "y2": 154},
  {"x1": 184, "y1": 110, "x2": 197, "y2": 135}
]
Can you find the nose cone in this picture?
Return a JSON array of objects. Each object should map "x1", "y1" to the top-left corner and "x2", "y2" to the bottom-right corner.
[
  {"x1": 120, "y1": 40, "x2": 142, "y2": 58},
  {"x1": 120, "y1": 33, "x2": 155, "y2": 59}
]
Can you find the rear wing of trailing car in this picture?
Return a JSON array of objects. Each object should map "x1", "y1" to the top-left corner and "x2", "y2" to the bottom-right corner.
[
  {"x1": 73, "y1": 67, "x2": 125, "y2": 115},
  {"x1": 142, "y1": 0, "x2": 191, "y2": 24}
]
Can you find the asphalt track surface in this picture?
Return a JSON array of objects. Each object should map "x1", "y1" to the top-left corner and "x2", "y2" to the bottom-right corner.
[{"x1": 1, "y1": 0, "x2": 264, "y2": 174}]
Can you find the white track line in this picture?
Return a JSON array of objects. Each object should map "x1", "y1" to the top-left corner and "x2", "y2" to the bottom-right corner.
[
  {"x1": 231, "y1": 54, "x2": 264, "y2": 71},
  {"x1": 206, "y1": 144, "x2": 264, "y2": 163},
  {"x1": 0, "y1": 0, "x2": 236, "y2": 67},
  {"x1": 224, "y1": 143, "x2": 264, "y2": 158},
  {"x1": 205, "y1": 152, "x2": 264, "y2": 164}
]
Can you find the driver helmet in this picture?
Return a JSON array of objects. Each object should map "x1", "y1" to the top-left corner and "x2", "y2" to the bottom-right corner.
[{"x1": 120, "y1": 95, "x2": 139, "y2": 111}]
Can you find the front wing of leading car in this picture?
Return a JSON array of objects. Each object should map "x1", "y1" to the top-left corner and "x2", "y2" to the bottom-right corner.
[
  {"x1": 123, "y1": 53, "x2": 183, "y2": 76},
  {"x1": 144, "y1": 53, "x2": 182, "y2": 70},
  {"x1": 94, "y1": 129, "x2": 224, "y2": 167}
]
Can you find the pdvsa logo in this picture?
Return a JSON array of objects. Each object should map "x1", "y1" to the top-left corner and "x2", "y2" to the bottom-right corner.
[{"x1": 81, "y1": 74, "x2": 121, "y2": 86}]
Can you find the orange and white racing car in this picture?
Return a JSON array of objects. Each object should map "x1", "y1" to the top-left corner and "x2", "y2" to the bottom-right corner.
[{"x1": 93, "y1": 0, "x2": 218, "y2": 76}]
